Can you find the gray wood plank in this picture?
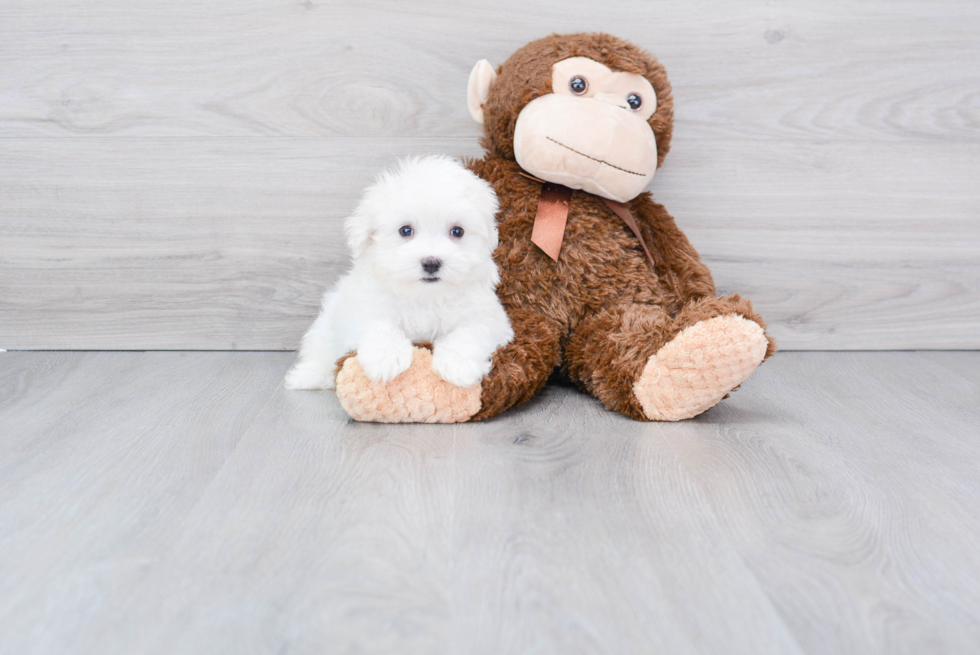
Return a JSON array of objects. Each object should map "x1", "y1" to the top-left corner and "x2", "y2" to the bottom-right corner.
[
  {"x1": 663, "y1": 352, "x2": 980, "y2": 654},
  {"x1": 0, "y1": 1, "x2": 977, "y2": 142},
  {"x1": 1, "y1": 351, "x2": 980, "y2": 653},
  {"x1": 0, "y1": 351, "x2": 285, "y2": 655},
  {"x1": 1, "y1": 138, "x2": 977, "y2": 350}
]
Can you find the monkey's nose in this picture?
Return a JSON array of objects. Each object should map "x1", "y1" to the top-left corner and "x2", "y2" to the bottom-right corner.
[{"x1": 421, "y1": 257, "x2": 442, "y2": 274}]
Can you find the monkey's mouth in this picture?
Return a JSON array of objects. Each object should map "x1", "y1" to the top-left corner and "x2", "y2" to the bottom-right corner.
[
  {"x1": 421, "y1": 276, "x2": 440, "y2": 283},
  {"x1": 546, "y1": 137, "x2": 645, "y2": 177}
]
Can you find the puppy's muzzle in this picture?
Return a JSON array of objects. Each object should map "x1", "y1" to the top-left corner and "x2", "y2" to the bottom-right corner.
[{"x1": 421, "y1": 258, "x2": 442, "y2": 275}]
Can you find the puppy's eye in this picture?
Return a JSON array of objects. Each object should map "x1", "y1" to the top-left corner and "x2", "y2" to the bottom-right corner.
[
  {"x1": 450, "y1": 226, "x2": 464, "y2": 238},
  {"x1": 399, "y1": 225, "x2": 414, "y2": 237},
  {"x1": 626, "y1": 93, "x2": 642, "y2": 110},
  {"x1": 569, "y1": 76, "x2": 588, "y2": 95}
]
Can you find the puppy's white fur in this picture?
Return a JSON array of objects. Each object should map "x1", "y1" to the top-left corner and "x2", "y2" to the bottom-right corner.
[{"x1": 286, "y1": 155, "x2": 513, "y2": 390}]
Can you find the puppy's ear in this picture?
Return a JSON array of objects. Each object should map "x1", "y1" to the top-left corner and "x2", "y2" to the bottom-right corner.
[
  {"x1": 473, "y1": 176, "x2": 500, "y2": 250},
  {"x1": 343, "y1": 208, "x2": 372, "y2": 258}
]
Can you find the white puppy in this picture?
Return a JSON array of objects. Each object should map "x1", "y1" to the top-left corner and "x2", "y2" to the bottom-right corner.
[{"x1": 285, "y1": 155, "x2": 513, "y2": 391}]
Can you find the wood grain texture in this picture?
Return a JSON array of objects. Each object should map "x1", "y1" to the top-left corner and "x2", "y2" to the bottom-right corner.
[
  {"x1": 1, "y1": 1, "x2": 977, "y2": 141},
  {"x1": 1, "y1": 137, "x2": 977, "y2": 350},
  {"x1": 1, "y1": 351, "x2": 979, "y2": 654},
  {"x1": 1, "y1": 1, "x2": 979, "y2": 350}
]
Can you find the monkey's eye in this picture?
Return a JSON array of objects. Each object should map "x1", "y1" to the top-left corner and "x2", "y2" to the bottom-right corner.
[
  {"x1": 399, "y1": 225, "x2": 414, "y2": 237},
  {"x1": 450, "y1": 226, "x2": 464, "y2": 238},
  {"x1": 569, "y1": 76, "x2": 588, "y2": 95},
  {"x1": 626, "y1": 93, "x2": 642, "y2": 111}
]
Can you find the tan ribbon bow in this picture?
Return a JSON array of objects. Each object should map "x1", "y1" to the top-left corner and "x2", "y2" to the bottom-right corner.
[
  {"x1": 529, "y1": 183, "x2": 572, "y2": 262},
  {"x1": 523, "y1": 173, "x2": 657, "y2": 269}
]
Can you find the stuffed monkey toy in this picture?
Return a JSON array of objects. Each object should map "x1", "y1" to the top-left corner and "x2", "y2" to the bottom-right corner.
[{"x1": 334, "y1": 32, "x2": 776, "y2": 423}]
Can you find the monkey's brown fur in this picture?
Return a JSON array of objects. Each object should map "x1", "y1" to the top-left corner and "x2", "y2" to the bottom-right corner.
[{"x1": 466, "y1": 33, "x2": 775, "y2": 421}]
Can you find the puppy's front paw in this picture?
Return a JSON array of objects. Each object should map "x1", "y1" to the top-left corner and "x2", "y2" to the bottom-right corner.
[
  {"x1": 285, "y1": 361, "x2": 336, "y2": 390},
  {"x1": 431, "y1": 349, "x2": 491, "y2": 388},
  {"x1": 357, "y1": 339, "x2": 414, "y2": 383}
]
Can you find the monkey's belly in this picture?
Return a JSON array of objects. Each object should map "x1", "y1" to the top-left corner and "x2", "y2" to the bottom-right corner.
[{"x1": 545, "y1": 212, "x2": 670, "y2": 322}]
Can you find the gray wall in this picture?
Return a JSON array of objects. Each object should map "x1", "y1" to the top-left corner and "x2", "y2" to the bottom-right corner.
[{"x1": 1, "y1": 1, "x2": 978, "y2": 350}]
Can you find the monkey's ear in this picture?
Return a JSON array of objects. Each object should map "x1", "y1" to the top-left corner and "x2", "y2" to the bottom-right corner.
[{"x1": 467, "y1": 59, "x2": 497, "y2": 124}]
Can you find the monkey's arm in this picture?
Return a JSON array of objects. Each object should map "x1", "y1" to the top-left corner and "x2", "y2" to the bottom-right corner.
[
  {"x1": 629, "y1": 193, "x2": 717, "y2": 306},
  {"x1": 628, "y1": 192, "x2": 777, "y2": 362}
]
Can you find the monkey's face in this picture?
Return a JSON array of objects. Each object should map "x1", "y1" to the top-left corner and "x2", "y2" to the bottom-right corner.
[
  {"x1": 512, "y1": 57, "x2": 659, "y2": 203},
  {"x1": 468, "y1": 34, "x2": 674, "y2": 203}
]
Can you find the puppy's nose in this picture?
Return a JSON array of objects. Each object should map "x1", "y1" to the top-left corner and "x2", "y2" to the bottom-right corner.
[{"x1": 421, "y1": 257, "x2": 442, "y2": 274}]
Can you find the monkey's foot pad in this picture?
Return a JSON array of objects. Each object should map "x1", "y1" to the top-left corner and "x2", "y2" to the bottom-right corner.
[
  {"x1": 335, "y1": 347, "x2": 482, "y2": 423},
  {"x1": 633, "y1": 314, "x2": 768, "y2": 422}
]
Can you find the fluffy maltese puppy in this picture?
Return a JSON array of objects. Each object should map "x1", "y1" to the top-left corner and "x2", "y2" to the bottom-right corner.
[{"x1": 285, "y1": 155, "x2": 513, "y2": 391}]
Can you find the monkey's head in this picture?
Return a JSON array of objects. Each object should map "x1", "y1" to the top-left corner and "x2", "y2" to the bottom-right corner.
[{"x1": 467, "y1": 33, "x2": 673, "y2": 203}]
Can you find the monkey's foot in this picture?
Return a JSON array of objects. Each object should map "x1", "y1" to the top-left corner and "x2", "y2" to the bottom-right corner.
[
  {"x1": 335, "y1": 347, "x2": 482, "y2": 423},
  {"x1": 633, "y1": 315, "x2": 768, "y2": 421}
]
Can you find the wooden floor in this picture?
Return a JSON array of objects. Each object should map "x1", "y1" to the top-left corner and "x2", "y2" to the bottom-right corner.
[{"x1": 0, "y1": 351, "x2": 978, "y2": 654}]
